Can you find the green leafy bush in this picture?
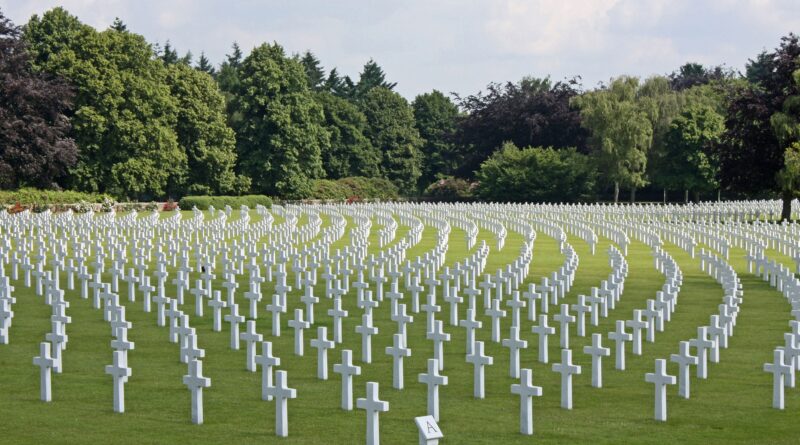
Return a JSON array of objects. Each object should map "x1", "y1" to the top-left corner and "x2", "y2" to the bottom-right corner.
[
  {"x1": 311, "y1": 180, "x2": 352, "y2": 200},
  {"x1": 178, "y1": 195, "x2": 273, "y2": 210},
  {"x1": 0, "y1": 188, "x2": 110, "y2": 205},
  {"x1": 423, "y1": 177, "x2": 476, "y2": 200},
  {"x1": 476, "y1": 143, "x2": 597, "y2": 202},
  {"x1": 309, "y1": 177, "x2": 400, "y2": 201}
]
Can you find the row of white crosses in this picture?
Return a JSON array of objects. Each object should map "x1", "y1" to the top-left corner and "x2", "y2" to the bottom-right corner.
[
  {"x1": 9, "y1": 200, "x2": 796, "y2": 440},
  {"x1": 754, "y1": 245, "x2": 800, "y2": 410}
]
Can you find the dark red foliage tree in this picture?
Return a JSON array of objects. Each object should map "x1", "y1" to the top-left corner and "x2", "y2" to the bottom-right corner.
[{"x1": 0, "y1": 9, "x2": 77, "y2": 189}]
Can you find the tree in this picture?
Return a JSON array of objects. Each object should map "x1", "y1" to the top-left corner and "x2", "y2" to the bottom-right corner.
[
  {"x1": 353, "y1": 59, "x2": 395, "y2": 100},
  {"x1": 475, "y1": 142, "x2": 597, "y2": 202},
  {"x1": 412, "y1": 90, "x2": 460, "y2": 185},
  {"x1": 166, "y1": 63, "x2": 250, "y2": 195},
  {"x1": 770, "y1": 68, "x2": 800, "y2": 219},
  {"x1": 110, "y1": 17, "x2": 126, "y2": 32},
  {"x1": 0, "y1": 9, "x2": 77, "y2": 189},
  {"x1": 233, "y1": 43, "x2": 328, "y2": 198},
  {"x1": 217, "y1": 42, "x2": 244, "y2": 130},
  {"x1": 324, "y1": 68, "x2": 346, "y2": 96},
  {"x1": 669, "y1": 62, "x2": 734, "y2": 91},
  {"x1": 717, "y1": 34, "x2": 800, "y2": 220},
  {"x1": 25, "y1": 8, "x2": 185, "y2": 199},
  {"x1": 196, "y1": 52, "x2": 215, "y2": 76},
  {"x1": 360, "y1": 87, "x2": 423, "y2": 193},
  {"x1": 179, "y1": 50, "x2": 192, "y2": 66},
  {"x1": 656, "y1": 104, "x2": 724, "y2": 202},
  {"x1": 455, "y1": 77, "x2": 588, "y2": 177},
  {"x1": 300, "y1": 50, "x2": 325, "y2": 91},
  {"x1": 315, "y1": 92, "x2": 380, "y2": 178},
  {"x1": 160, "y1": 40, "x2": 179, "y2": 65},
  {"x1": 572, "y1": 77, "x2": 653, "y2": 202}
]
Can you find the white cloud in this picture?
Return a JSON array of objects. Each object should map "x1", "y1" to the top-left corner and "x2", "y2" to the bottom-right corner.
[{"x1": 485, "y1": 0, "x2": 621, "y2": 56}]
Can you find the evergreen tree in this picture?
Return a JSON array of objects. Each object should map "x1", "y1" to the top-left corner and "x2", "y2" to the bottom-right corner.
[
  {"x1": 110, "y1": 17, "x2": 126, "y2": 32},
  {"x1": 360, "y1": 87, "x2": 422, "y2": 193},
  {"x1": 354, "y1": 59, "x2": 395, "y2": 99},
  {"x1": 179, "y1": 50, "x2": 192, "y2": 66},
  {"x1": 412, "y1": 90, "x2": 460, "y2": 186},
  {"x1": 196, "y1": 52, "x2": 215, "y2": 76},
  {"x1": 316, "y1": 92, "x2": 380, "y2": 178},
  {"x1": 161, "y1": 40, "x2": 179, "y2": 65},
  {"x1": 300, "y1": 50, "x2": 325, "y2": 91},
  {"x1": 233, "y1": 43, "x2": 329, "y2": 198},
  {"x1": 166, "y1": 63, "x2": 249, "y2": 195}
]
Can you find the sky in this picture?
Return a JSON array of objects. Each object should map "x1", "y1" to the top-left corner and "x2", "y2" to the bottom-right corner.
[{"x1": 2, "y1": 0, "x2": 799, "y2": 99}]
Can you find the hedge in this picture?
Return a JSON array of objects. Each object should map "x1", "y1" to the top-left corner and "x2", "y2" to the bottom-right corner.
[
  {"x1": 0, "y1": 188, "x2": 111, "y2": 205},
  {"x1": 178, "y1": 195, "x2": 273, "y2": 210},
  {"x1": 310, "y1": 177, "x2": 400, "y2": 201}
]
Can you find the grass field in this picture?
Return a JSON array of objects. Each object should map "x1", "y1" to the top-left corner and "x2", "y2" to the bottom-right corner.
[{"x1": 0, "y1": 208, "x2": 797, "y2": 444}]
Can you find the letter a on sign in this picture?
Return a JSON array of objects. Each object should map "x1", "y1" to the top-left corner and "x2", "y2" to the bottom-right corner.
[{"x1": 415, "y1": 415, "x2": 443, "y2": 444}]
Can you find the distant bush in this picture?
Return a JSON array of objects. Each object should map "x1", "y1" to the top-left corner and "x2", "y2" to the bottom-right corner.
[
  {"x1": 310, "y1": 177, "x2": 400, "y2": 201},
  {"x1": 476, "y1": 143, "x2": 597, "y2": 202},
  {"x1": 178, "y1": 195, "x2": 273, "y2": 210},
  {"x1": 311, "y1": 180, "x2": 352, "y2": 200},
  {"x1": 423, "y1": 177, "x2": 477, "y2": 200},
  {"x1": 0, "y1": 188, "x2": 110, "y2": 205}
]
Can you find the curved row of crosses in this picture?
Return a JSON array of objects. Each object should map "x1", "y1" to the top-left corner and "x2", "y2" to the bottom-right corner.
[{"x1": 2, "y1": 200, "x2": 799, "y2": 443}]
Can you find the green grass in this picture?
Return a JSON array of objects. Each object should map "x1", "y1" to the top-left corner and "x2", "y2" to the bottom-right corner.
[{"x1": 0, "y1": 208, "x2": 797, "y2": 444}]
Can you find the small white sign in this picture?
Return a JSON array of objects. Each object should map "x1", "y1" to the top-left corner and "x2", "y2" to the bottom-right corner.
[{"x1": 415, "y1": 415, "x2": 443, "y2": 442}]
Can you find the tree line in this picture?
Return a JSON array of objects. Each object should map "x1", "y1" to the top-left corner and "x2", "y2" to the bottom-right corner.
[{"x1": 1, "y1": 8, "x2": 799, "y2": 218}]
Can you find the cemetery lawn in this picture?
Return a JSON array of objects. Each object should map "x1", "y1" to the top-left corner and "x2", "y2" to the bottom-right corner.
[{"x1": 0, "y1": 209, "x2": 797, "y2": 444}]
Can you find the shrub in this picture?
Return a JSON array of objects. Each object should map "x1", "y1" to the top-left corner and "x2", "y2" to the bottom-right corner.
[
  {"x1": 178, "y1": 195, "x2": 273, "y2": 210},
  {"x1": 423, "y1": 177, "x2": 476, "y2": 200},
  {"x1": 0, "y1": 188, "x2": 110, "y2": 205},
  {"x1": 476, "y1": 143, "x2": 597, "y2": 202},
  {"x1": 308, "y1": 177, "x2": 400, "y2": 201},
  {"x1": 163, "y1": 200, "x2": 179, "y2": 211},
  {"x1": 311, "y1": 180, "x2": 352, "y2": 201}
]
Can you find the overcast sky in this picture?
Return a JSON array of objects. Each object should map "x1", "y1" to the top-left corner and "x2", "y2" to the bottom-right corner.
[{"x1": 2, "y1": 0, "x2": 799, "y2": 99}]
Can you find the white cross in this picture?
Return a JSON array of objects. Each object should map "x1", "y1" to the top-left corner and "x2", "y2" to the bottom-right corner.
[
  {"x1": 427, "y1": 320, "x2": 450, "y2": 371},
  {"x1": 689, "y1": 326, "x2": 715, "y2": 379},
  {"x1": 553, "y1": 304, "x2": 575, "y2": 349},
  {"x1": 328, "y1": 296, "x2": 348, "y2": 344},
  {"x1": 502, "y1": 325, "x2": 528, "y2": 379},
  {"x1": 459, "y1": 308, "x2": 482, "y2": 355},
  {"x1": 626, "y1": 310, "x2": 647, "y2": 356},
  {"x1": 385, "y1": 333, "x2": 411, "y2": 389},
  {"x1": 105, "y1": 350, "x2": 132, "y2": 413},
  {"x1": 670, "y1": 340, "x2": 697, "y2": 399},
  {"x1": 240, "y1": 320, "x2": 263, "y2": 372},
  {"x1": 255, "y1": 341, "x2": 280, "y2": 401},
  {"x1": 182, "y1": 359, "x2": 211, "y2": 424},
  {"x1": 552, "y1": 348, "x2": 581, "y2": 410},
  {"x1": 333, "y1": 349, "x2": 361, "y2": 410},
  {"x1": 764, "y1": 348, "x2": 792, "y2": 410},
  {"x1": 32, "y1": 341, "x2": 55, "y2": 402},
  {"x1": 356, "y1": 382, "x2": 389, "y2": 445},
  {"x1": 418, "y1": 358, "x2": 448, "y2": 421},
  {"x1": 466, "y1": 340, "x2": 493, "y2": 399},
  {"x1": 265, "y1": 370, "x2": 297, "y2": 437},
  {"x1": 224, "y1": 303, "x2": 245, "y2": 350},
  {"x1": 485, "y1": 299, "x2": 506, "y2": 343},
  {"x1": 511, "y1": 368, "x2": 543, "y2": 435},
  {"x1": 645, "y1": 358, "x2": 676, "y2": 421},
  {"x1": 311, "y1": 326, "x2": 335, "y2": 380},
  {"x1": 583, "y1": 333, "x2": 610, "y2": 388},
  {"x1": 531, "y1": 314, "x2": 555, "y2": 363},
  {"x1": 287, "y1": 308, "x2": 310, "y2": 356},
  {"x1": 608, "y1": 319, "x2": 632, "y2": 370}
]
